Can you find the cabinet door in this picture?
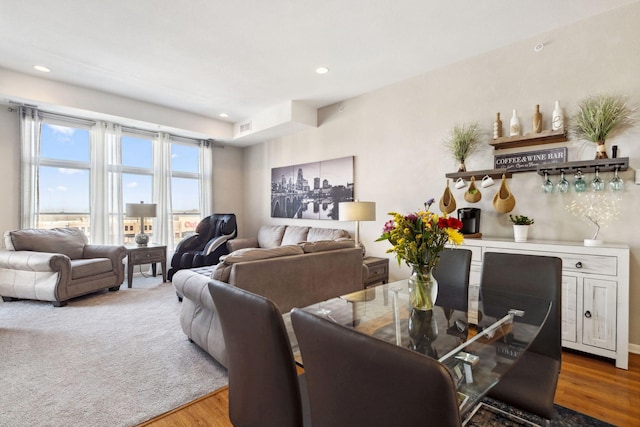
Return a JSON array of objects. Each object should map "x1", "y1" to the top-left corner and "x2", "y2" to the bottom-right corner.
[
  {"x1": 561, "y1": 275, "x2": 578, "y2": 343},
  {"x1": 582, "y1": 278, "x2": 617, "y2": 351}
]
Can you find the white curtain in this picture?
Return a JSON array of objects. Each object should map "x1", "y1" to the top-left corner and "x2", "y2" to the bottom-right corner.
[
  {"x1": 19, "y1": 107, "x2": 42, "y2": 229},
  {"x1": 199, "y1": 141, "x2": 214, "y2": 217},
  {"x1": 90, "y1": 122, "x2": 122, "y2": 245},
  {"x1": 153, "y1": 132, "x2": 174, "y2": 250}
]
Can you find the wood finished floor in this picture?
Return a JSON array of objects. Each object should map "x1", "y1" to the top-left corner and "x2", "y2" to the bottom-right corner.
[{"x1": 139, "y1": 351, "x2": 640, "y2": 427}]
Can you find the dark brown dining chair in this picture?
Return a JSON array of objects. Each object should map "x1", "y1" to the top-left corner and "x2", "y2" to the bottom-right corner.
[
  {"x1": 433, "y1": 248, "x2": 472, "y2": 312},
  {"x1": 207, "y1": 280, "x2": 309, "y2": 427},
  {"x1": 480, "y1": 252, "x2": 562, "y2": 424},
  {"x1": 291, "y1": 308, "x2": 462, "y2": 427}
]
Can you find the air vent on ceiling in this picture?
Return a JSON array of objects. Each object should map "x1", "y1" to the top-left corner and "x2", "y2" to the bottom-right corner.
[{"x1": 239, "y1": 121, "x2": 252, "y2": 133}]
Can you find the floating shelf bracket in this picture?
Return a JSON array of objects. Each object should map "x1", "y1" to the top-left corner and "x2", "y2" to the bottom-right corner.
[{"x1": 536, "y1": 157, "x2": 629, "y2": 176}]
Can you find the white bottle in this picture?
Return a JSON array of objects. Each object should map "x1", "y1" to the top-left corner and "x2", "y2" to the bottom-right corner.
[
  {"x1": 552, "y1": 100, "x2": 564, "y2": 131},
  {"x1": 509, "y1": 109, "x2": 521, "y2": 136}
]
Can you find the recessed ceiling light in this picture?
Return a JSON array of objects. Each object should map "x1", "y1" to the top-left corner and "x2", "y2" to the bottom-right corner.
[
  {"x1": 534, "y1": 43, "x2": 544, "y2": 52},
  {"x1": 33, "y1": 65, "x2": 51, "y2": 72},
  {"x1": 315, "y1": 66, "x2": 329, "y2": 75},
  {"x1": 219, "y1": 113, "x2": 229, "y2": 118}
]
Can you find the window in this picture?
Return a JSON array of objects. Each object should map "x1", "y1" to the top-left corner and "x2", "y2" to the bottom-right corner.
[
  {"x1": 37, "y1": 122, "x2": 92, "y2": 232},
  {"x1": 21, "y1": 108, "x2": 212, "y2": 248},
  {"x1": 171, "y1": 142, "x2": 201, "y2": 244}
]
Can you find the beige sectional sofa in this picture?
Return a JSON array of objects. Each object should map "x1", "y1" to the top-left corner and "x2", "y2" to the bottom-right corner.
[{"x1": 173, "y1": 225, "x2": 364, "y2": 366}]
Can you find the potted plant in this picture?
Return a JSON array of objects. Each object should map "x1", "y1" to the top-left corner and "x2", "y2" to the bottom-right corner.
[
  {"x1": 509, "y1": 214, "x2": 534, "y2": 242},
  {"x1": 443, "y1": 122, "x2": 482, "y2": 172},
  {"x1": 570, "y1": 94, "x2": 636, "y2": 159}
]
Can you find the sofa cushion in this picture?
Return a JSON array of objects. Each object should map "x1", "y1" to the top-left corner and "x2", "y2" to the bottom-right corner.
[
  {"x1": 5, "y1": 228, "x2": 87, "y2": 260},
  {"x1": 70, "y1": 258, "x2": 113, "y2": 280},
  {"x1": 222, "y1": 245, "x2": 304, "y2": 264},
  {"x1": 281, "y1": 226, "x2": 310, "y2": 246},
  {"x1": 212, "y1": 245, "x2": 304, "y2": 283},
  {"x1": 257, "y1": 225, "x2": 287, "y2": 248},
  {"x1": 299, "y1": 239, "x2": 355, "y2": 253},
  {"x1": 307, "y1": 227, "x2": 350, "y2": 242}
]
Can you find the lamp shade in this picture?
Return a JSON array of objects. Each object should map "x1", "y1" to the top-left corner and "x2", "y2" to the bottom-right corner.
[
  {"x1": 339, "y1": 201, "x2": 376, "y2": 221},
  {"x1": 126, "y1": 202, "x2": 157, "y2": 218}
]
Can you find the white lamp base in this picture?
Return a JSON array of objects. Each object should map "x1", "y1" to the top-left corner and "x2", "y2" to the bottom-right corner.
[{"x1": 135, "y1": 232, "x2": 150, "y2": 246}]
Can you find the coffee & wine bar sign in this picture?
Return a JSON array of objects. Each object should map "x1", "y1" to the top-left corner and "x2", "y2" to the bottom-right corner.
[{"x1": 494, "y1": 147, "x2": 567, "y2": 173}]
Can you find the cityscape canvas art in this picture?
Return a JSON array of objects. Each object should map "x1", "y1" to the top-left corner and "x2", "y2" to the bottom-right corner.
[{"x1": 271, "y1": 156, "x2": 354, "y2": 220}]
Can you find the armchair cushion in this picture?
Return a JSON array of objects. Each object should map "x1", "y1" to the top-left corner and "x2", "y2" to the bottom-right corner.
[
  {"x1": 5, "y1": 228, "x2": 87, "y2": 259},
  {"x1": 70, "y1": 258, "x2": 114, "y2": 280},
  {"x1": 227, "y1": 237, "x2": 259, "y2": 253}
]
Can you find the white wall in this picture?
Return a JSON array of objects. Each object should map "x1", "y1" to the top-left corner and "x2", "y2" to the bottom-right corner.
[{"x1": 243, "y1": 4, "x2": 640, "y2": 347}]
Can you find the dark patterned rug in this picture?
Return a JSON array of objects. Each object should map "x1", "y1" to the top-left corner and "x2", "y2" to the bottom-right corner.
[{"x1": 466, "y1": 397, "x2": 614, "y2": 426}]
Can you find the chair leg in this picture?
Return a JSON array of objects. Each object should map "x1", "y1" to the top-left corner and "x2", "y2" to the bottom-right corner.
[
  {"x1": 2, "y1": 296, "x2": 19, "y2": 302},
  {"x1": 52, "y1": 300, "x2": 68, "y2": 307},
  {"x1": 108, "y1": 286, "x2": 120, "y2": 292}
]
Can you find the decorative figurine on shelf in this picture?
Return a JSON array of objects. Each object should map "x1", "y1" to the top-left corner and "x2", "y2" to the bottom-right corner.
[
  {"x1": 570, "y1": 93, "x2": 636, "y2": 159},
  {"x1": 493, "y1": 112, "x2": 503, "y2": 139},
  {"x1": 443, "y1": 122, "x2": 482, "y2": 172},
  {"x1": 552, "y1": 100, "x2": 564, "y2": 131},
  {"x1": 532, "y1": 104, "x2": 542, "y2": 133},
  {"x1": 509, "y1": 109, "x2": 521, "y2": 136}
]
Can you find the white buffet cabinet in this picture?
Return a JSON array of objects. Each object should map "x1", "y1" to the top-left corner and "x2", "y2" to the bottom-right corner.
[{"x1": 460, "y1": 238, "x2": 630, "y2": 370}]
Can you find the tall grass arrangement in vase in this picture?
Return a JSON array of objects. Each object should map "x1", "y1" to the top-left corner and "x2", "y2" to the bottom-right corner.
[
  {"x1": 570, "y1": 94, "x2": 636, "y2": 159},
  {"x1": 443, "y1": 122, "x2": 482, "y2": 172}
]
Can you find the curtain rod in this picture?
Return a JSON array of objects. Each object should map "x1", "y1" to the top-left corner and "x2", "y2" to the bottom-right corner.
[{"x1": 13, "y1": 104, "x2": 214, "y2": 146}]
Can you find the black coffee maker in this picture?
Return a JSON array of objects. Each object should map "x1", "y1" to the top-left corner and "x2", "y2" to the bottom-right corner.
[{"x1": 457, "y1": 208, "x2": 481, "y2": 235}]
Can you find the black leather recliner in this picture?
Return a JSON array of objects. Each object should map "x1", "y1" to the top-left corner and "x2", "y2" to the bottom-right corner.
[{"x1": 167, "y1": 213, "x2": 237, "y2": 280}]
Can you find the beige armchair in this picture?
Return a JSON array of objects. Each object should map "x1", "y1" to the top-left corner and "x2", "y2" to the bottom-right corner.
[{"x1": 0, "y1": 228, "x2": 126, "y2": 307}]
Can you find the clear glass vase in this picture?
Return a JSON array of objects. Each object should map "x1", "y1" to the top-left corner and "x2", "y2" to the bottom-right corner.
[{"x1": 408, "y1": 265, "x2": 438, "y2": 311}]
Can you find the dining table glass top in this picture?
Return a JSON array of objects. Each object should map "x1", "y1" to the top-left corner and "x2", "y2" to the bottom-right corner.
[{"x1": 284, "y1": 279, "x2": 552, "y2": 417}]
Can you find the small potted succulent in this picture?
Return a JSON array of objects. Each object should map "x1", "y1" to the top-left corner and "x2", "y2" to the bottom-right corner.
[{"x1": 509, "y1": 214, "x2": 534, "y2": 242}]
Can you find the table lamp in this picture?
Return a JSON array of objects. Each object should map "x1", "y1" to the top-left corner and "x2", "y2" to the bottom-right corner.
[
  {"x1": 126, "y1": 201, "x2": 157, "y2": 247},
  {"x1": 339, "y1": 200, "x2": 376, "y2": 256}
]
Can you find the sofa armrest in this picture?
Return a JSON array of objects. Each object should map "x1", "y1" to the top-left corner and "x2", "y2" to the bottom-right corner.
[
  {"x1": 82, "y1": 245, "x2": 127, "y2": 270},
  {"x1": 0, "y1": 250, "x2": 70, "y2": 272},
  {"x1": 173, "y1": 270, "x2": 218, "y2": 313},
  {"x1": 227, "y1": 237, "x2": 259, "y2": 253}
]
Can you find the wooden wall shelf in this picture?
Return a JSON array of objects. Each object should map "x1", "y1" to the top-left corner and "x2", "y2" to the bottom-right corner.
[
  {"x1": 445, "y1": 168, "x2": 512, "y2": 180},
  {"x1": 490, "y1": 129, "x2": 568, "y2": 150},
  {"x1": 536, "y1": 157, "x2": 629, "y2": 176}
]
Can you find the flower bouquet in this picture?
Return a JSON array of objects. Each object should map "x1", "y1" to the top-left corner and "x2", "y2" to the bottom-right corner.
[{"x1": 377, "y1": 199, "x2": 464, "y2": 310}]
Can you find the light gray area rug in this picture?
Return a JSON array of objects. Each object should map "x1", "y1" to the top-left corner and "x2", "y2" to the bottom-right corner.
[{"x1": 0, "y1": 276, "x2": 228, "y2": 427}]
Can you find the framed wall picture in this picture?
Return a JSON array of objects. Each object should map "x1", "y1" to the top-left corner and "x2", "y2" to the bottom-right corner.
[{"x1": 271, "y1": 156, "x2": 354, "y2": 220}]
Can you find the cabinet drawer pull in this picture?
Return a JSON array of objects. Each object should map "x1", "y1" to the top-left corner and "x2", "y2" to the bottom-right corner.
[
  {"x1": 584, "y1": 310, "x2": 592, "y2": 318},
  {"x1": 575, "y1": 261, "x2": 583, "y2": 269}
]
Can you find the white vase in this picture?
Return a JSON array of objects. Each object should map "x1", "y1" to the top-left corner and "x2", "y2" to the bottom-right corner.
[
  {"x1": 552, "y1": 100, "x2": 564, "y2": 131},
  {"x1": 509, "y1": 109, "x2": 521, "y2": 136},
  {"x1": 513, "y1": 225, "x2": 529, "y2": 242}
]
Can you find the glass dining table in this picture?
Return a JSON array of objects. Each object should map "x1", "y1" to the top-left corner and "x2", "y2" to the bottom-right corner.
[{"x1": 283, "y1": 279, "x2": 552, "y2": 419}]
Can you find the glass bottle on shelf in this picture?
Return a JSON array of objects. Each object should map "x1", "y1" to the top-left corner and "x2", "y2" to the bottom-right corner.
[
  {"x1": 532, "y1": 104, "x2": 542, "y2": 133},
  {"x1": 493, "y1": 112, "x2": 503, "y2": 139},
  {"x1": 509, "y1": 109, "x2": 521, "y2": 136},
  {"x1": 552, "y1": 100, "x2": 564, "y2": 131}
]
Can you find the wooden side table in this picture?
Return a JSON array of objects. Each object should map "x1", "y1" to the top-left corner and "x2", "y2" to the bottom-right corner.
[
  {"x1": 125, "y1": 244, "x2": 167, "y2": 288},
  {"x1": 362, "y1": 256, "x2": 389, "y2": 287}
]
